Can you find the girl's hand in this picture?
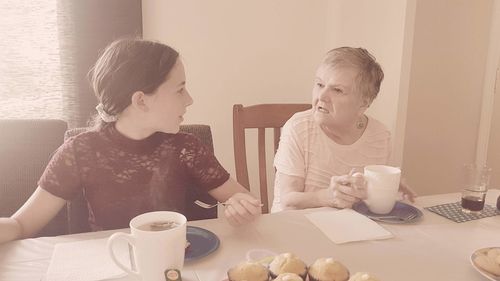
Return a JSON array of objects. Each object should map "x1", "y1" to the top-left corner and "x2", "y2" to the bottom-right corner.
[
  {"x1": 223, "y1": 192, "x2": 262, "y2": 226},
  {"x1": 399, "y1": 178, "x2": 417, "y2": 202}
]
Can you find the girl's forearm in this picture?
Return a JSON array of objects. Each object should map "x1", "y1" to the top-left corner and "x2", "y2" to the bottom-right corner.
[{"x1": 0, "y1": 217, "x2": 23, "y2": 244}]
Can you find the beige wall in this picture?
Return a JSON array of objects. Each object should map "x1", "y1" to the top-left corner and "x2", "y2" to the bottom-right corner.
[
  {"x1": 481, "y1": 1, "x2": 500, "y2": 191},
  {"x1": 142, "y1": 0, "x2": 326, "y2": 177},
  {"x1": 403, "y1": 0, "x2": 493, "y2": 195},
  {"x1": 142, "y1": 0, "x2": 414, "y2": 201},
  {"x1": 487, "y1": 67, "x2": 500, "y2": 189}
]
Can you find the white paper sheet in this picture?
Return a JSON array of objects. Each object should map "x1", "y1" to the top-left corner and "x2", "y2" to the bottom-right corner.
[
  {"x1": 44, "y1": 238, "x2": 129, "y2": 281},
  {"x1": 305, "y1": 209, "x2": 393, "y2": 244}
]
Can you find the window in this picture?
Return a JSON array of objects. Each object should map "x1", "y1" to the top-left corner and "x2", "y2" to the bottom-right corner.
[{"x1": 0, "y1": 0, "x2": 64, "y2": 119}]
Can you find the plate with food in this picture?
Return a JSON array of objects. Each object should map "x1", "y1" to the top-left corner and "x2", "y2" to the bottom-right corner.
[
  {"x1": 470, "y1": 247, "x2": 500, "y2": 281},
  {"x1": 185, "y1": 226, "x2": 220, "y2": 261}
]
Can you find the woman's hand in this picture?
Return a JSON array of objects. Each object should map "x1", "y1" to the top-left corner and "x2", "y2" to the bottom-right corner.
[
  {"x1": 223, "y1": 192, "x2": 262, "y2": 226},
  {"x1": 399, "y1": 178, "x2": 417, "y2": 202},
  {"x1": 328, "y1": 172, "x2": 367, "y2": 209}
]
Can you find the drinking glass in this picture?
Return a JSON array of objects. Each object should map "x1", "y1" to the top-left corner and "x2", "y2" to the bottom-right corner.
[{"x1": 461, "y1": 164, "x2": 492, "y2": 215}]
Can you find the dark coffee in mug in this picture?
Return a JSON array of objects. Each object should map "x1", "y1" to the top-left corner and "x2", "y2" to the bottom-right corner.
[{"x1": 137, "y1": 221, "x2": 179, "y2": 231}]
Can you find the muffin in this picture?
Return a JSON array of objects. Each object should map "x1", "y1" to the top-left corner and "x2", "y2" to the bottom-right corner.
[
  {"x1": 268, "y1": 253, "x2": 308, "y2": 280},
  {"x1": 348, "y1": 272, "x2": 380, "y2": 281},
  {"x1": 273, "y1": 272, "x2": 304, "y2": 281},
  {"x1": 308, "y1": 258, "x2": 349, "y2": 281},
  {"x1": 227, "y1": 261, "x2": 270, "y2": 281}
]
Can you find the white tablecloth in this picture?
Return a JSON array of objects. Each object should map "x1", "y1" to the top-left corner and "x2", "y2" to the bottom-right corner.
[{"x1": 0, "y1": 190, "x2": 499, "y2": 281}]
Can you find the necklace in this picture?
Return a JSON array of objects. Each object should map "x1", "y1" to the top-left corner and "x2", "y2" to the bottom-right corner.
[{"x1": 320, "y1": 115, "x2": 368, "y2": 145}]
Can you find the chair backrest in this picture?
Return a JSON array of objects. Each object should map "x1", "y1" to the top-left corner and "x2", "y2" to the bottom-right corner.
[
  {"x1": 0, "y1": 119, "x2": 68, "y2": 237},
  {"x1": 233, "y1": 103, "x2": 312, "y2": 213},
  {"x1": 64, "y1": 124, "x2": 217, "y2": 234}
]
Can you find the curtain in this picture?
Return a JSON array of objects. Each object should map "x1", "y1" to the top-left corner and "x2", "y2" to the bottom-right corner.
[{"x1": 0, "y1": 0, "x2": 142, "y2": 128}]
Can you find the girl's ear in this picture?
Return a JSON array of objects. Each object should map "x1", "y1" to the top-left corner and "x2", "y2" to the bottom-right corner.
[{"x1": 130, "y1": 91, "x2": 148, "y2": 112}]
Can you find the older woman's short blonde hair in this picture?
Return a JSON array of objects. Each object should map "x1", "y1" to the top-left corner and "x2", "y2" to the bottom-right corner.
[{"x1": 322, "y1": 47, "x2": 384, "y2": 104}]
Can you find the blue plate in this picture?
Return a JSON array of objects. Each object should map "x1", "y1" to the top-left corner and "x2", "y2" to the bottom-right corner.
[
  {"x1": 185, "y1": 226, "x2": 220, "y2": 261},
  {"x1": 353, "y1": 201, "x2": 423, "y2": 224}
]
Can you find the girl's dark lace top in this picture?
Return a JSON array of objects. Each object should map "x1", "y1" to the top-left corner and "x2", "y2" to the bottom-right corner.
[{"x1": 38, "y1": 123, "x2": 229, "y2": 231}]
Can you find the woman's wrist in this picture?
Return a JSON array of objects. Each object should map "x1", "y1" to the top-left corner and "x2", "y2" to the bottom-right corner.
[{"x1": 316, "y1": 188, "x2": 336, "y2": 208}]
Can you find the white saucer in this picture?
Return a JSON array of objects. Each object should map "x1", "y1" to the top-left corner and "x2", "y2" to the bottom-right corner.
[{"x1": 470, "y1": 247, "x2": 500, "y2": 281}]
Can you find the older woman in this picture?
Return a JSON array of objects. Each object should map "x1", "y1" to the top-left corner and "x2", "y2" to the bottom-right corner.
[{"x1": 271, "y1": 47, "x2": 415, "y2": 212}]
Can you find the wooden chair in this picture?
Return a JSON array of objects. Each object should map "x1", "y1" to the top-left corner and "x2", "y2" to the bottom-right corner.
[
  {"x1": 233, "y1": 103, "x2": 311, "y2": 213},
  {"x1": 0, "y1": 119, "x2": 69, "y2": 237},
  {"x1": 64, "y1": 124, "x2": 218, "y2": 234}
]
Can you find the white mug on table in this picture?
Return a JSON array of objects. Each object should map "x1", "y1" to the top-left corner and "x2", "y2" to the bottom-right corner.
[
  {"x1": 107, "y1": 211, "x2": 187, "y2": 281},
  {"x1": 363, "y1": 165, "x2": 401, "y2": 214}
]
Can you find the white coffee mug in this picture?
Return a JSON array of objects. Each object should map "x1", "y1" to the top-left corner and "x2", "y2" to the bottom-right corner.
[
  {"x1": 363, "y1": 165, "x2": 401, "y2": 214},
  {"x1": 107, "y1": 211, "x2": 187, "y2": 281}
]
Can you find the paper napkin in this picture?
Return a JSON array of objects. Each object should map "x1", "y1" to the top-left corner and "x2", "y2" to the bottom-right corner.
[
  {"x1": 44, "y1": 238, "x2": 129, "y2": 281},
  {"x1": 305, "y1": 209, "x2": 393, "y2": 244}
]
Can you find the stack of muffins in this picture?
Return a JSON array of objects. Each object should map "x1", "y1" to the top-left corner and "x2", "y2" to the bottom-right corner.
[{"x1": 227, "y1": 252, "x2": 381, "y2": 281}]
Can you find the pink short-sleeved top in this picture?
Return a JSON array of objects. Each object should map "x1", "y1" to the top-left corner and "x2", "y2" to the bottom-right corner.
[{"x1": 272, "y1": 110, "x2": 391, "y2": 212}]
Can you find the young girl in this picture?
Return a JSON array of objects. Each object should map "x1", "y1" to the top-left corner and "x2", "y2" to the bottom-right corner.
[{"x1": 0, "y1": 38, "x2": 261, "y2": 244}]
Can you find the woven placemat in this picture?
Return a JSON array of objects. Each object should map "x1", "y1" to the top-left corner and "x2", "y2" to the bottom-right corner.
[{"x1": 425, "y1": 202, "x2": 500, "y2": 223}]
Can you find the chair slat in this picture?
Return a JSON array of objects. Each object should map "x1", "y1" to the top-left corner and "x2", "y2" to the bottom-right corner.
[
  {"x1": 258, "y1": 128, "x2": 269, "y2": 214},
  {"x1": 273, "y1": 128, "x2": 281, "y2": 154},
  {"x1": 233, "y1": 105, "x2": 251, "y2": 189}
]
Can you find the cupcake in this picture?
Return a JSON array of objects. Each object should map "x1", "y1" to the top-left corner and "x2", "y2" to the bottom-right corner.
[
  {"x1": 348, "y1": 272, "x2": 380, "y2": 281},
  {"x1": 308, "y1": 258, "x2": 349, "y2": 281},
  {"x1": 268, "y1": 253, "x2": 308, "y2": 280},
  {"x1": 227, "y1": 261, "x2": 270, "y2": 281},
  {"x1": 273, "y1": 272, "x2": 304, "y2": 281}
]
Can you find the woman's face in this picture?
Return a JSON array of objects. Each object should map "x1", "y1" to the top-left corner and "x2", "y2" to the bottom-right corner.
[
  {"x1": 312, "y1": 65, "x2": 369, "y2": 130},
  {"x1": 143, "y1": 59, "x2": 193, "y2": 133}
]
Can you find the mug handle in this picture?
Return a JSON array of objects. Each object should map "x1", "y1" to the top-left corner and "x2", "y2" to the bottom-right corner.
[{"x1": 107, "y1": 232, "x2": 140, "y2": 278}]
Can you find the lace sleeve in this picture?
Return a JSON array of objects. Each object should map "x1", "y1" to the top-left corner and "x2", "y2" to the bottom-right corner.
[
  {"x1": 38, "y1": 137, "x2": 83, "y2": 200},
  {"x1": 179, "y1": 134, "x2": 229, "y2": 190}
]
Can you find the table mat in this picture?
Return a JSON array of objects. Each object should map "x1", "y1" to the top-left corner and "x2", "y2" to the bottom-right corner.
[{"x1": 425, "y1": 202, "x2": 500, "y2": 223}]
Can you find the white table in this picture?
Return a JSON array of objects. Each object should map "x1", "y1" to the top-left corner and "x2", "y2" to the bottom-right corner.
[{"x1": 1, "y1": 190, "x2": 499, "y2": 281}]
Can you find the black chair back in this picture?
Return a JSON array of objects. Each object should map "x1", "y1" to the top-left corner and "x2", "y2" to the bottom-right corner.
[{"x1": 0, "y1": 119, "x2": 68, "y2": 237}]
